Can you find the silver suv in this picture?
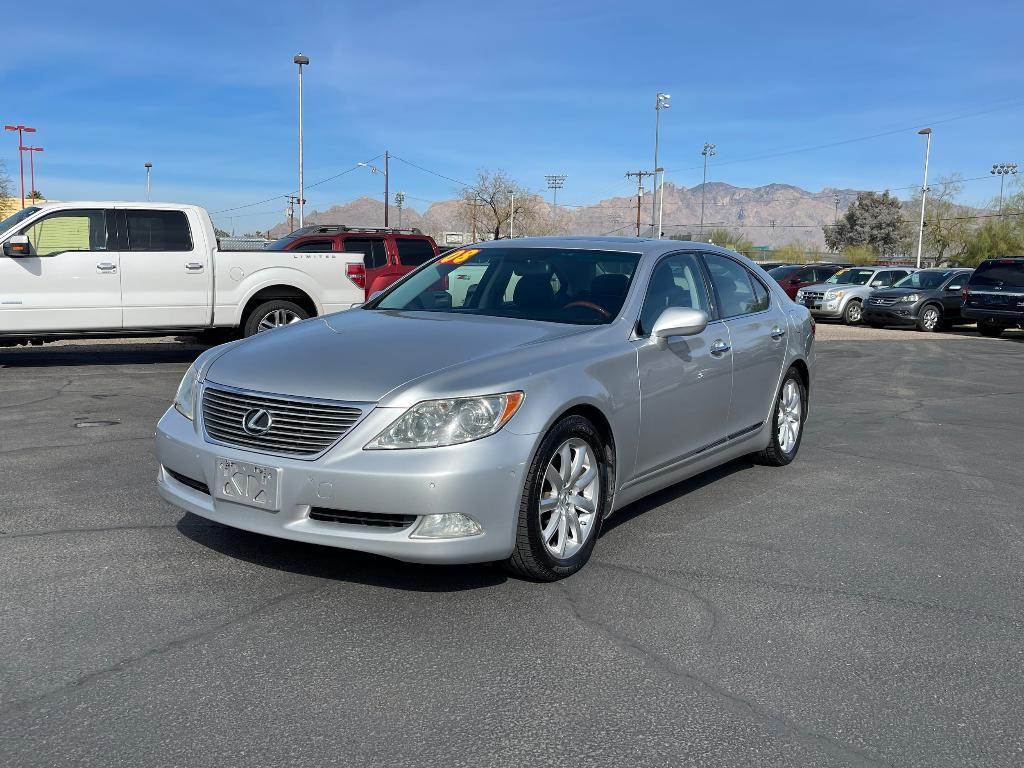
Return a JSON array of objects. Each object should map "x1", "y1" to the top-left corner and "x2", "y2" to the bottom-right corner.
[{"x1": 796, "y1": 266, "x2": 915, "y2": 324}]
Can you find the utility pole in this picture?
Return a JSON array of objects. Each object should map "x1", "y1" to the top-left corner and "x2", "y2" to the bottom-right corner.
[
  {"x1": 545, "y1": 174, "x2": 566, "y2": 229},
  {"x1": 384, "y1": 150, "x2": 390, "y2": 227},
  {"x1": 286, "y1": 195, "x2": 300, "y2": 232},
  {"x1": 508, "y1": 189, "x2": 515, "y2": 239},
  {"x1": 653, "y1": 92, "x2": 670, "y2": 238},
  {"x1": 144, "y1": 162, "x2": 152, "y2": 201},
  {"x1": 626, "y1": 170, "x2": 655, "y2": 237},
  {"x1": 915, "y1": 128, "x2": 932, "y2": 270},
  {"x1": 991, "y1": 163, "x2": 1018, "y2": 211},
  {"x1": 833, "y1": 193, "x2": 840, "y2": 224},
  {"x1": 394, "y1": 190, "x2": 405, "y2": 229},
  {"x1": 699, "y1": 142, "x2": 716, "y2": 235}
]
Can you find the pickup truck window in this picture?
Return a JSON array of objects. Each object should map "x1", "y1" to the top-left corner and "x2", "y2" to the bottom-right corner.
[
  {"x1": 125, "y1": 210, "x2": 193, "y2": 251},
  {"x1": 20, "y1": 209, "x2": 108, "y2": 257},
  {"x1": 289, "y1": 239, "x2": 335, "y2": 252},
  {"x1": 344, "y1": 238, "x2": 388, "y2": 270},
  {"x1": 395, "y1": 238, "x2": 435, "y2": 266}
]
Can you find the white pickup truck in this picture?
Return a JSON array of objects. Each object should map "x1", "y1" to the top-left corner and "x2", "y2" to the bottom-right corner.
[{"x1": 0, "y1": 201, "x2": 364, "y2": 343}]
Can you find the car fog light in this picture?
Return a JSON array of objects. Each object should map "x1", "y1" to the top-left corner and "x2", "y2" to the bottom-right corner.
[{"x1": 410, "y1": 513, "x2": 483, "y2": 539}]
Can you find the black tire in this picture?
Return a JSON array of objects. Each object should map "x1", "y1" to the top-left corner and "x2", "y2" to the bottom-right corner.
[
  {"x1": 916, "y1": 303, "x2": 943, "y2": 333},
  {"x1": 842, "y1": 300, "x2": 863, "y2": 325},
  {"x1": 752, "y1": 367, "x2": 807, "y2": 467},
  {"x1": 504, "y1": 415, "x2": 611, "y2": 581},
  {"x1": 242, "y1": 300, "x2": 309, "y2": 337},
  {"x1": 977, "y1": 322, "x2": 1004, "y2": 338}
]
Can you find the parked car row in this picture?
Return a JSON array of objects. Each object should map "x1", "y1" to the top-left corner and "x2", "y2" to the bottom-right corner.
[{"x1": 766, "y1": 259, "x2": 1024, "y2": 335}]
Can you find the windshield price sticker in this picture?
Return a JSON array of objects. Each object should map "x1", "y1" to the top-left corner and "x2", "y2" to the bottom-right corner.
[{"x1": 439, "y1": 249, "x2": 480, "y2": 265}]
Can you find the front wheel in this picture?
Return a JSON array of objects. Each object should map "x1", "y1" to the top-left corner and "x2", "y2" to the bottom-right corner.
[
  {"x1": 753, "y1": 367, "x2": 807, "y2": 467},
  {"x1": 504, "y1": 416, "x2": 610, "y2": 581},
  {"x1": 916, "y1": 304, "x2": 942, "y2": 332},
  {"x1": 843, "y1": 300, "x2": 863, "y2": 325},
  {"x1": 243, "y1": 300, "x2": 309, "y2": 337}
]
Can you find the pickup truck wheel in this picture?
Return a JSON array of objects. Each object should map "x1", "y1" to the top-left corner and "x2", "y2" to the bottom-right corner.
[
  {"x1": 504, "y1": 416, "x2": 609, "y2": 582},
  {"x1": 842, "y1": 300, "x2": 863, "y2": 325},
  {"x1": 244, "y1": 300, "x2": 308, "y2": 337},
  {"x1": 752, "y1": 367, "x2": 806, "y2": 467}
]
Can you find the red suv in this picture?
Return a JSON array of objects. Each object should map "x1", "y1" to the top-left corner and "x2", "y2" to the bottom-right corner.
[
  {"x1": 768, "y1": 262, "x2": 851, "y2": 299},
  {"x1": 267, "y1": 225, "x2": 440, "y2": 297}
]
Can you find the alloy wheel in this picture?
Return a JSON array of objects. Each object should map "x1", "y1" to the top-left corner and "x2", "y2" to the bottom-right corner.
[
  {"x1": 776, "y1": 379, "x2": 802, "y2": 454},
  {"x1": 257, "y1": 308, "x2": 303, "y2": 332},
  {"x1": 538, "y1": 438, "x2": 600, "y2": 560},
  {"x1": 921, "y1": 307, "x2": 940, "y2": 331}
]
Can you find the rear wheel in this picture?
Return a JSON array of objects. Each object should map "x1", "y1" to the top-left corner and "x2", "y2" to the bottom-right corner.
[
  {"x1": 243, "y1": 300, "x2": 309, "y2": 337},
  {"x1": 977, "y1": 322, "x2": 1005, "y2": 338},
  {"x1": 753, "y1": 367, "x2": 806, "y2": 467},
  {"x1": 843, "y1": 300, "x2": 863, "y2": 325},
  {"x1": 916, "y1": 304, "x2": 942, "y2": 332},
  {"x1": 505, "y1": 416, "x2": 609, "y2": 581}
]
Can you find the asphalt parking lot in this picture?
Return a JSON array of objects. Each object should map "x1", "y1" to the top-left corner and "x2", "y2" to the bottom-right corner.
[{"x1": 1, "y1": 329, "x2": 1022, "y2": 768}]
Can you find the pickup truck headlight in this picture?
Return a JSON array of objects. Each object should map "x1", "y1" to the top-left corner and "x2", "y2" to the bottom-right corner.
[
  {"x1": 173, "y1": 365, "x2": 199, "y2": 420},
  {"x1": 898, "y1": 294, "x2": 920, "y2": 303},
  {"x1": 366, "y1": 392, "x2": 524, "y2": 449},
  {"x1": 824, "y1": 289, "x2": 845, "y2": 300}
]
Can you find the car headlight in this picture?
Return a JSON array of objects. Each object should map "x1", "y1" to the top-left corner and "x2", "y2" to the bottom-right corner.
[
  {"x1": 795, "y1": 290, "x2": 805, "y2": 300},
  {"x1": 366, "y1": 392, "x2": 524, "y2": 449},
  {"x1": 898, "y1": 294, "x2": 919, "y2": 303},
  {"x1": 824, "y1": 290, "x2": 845, "y2": 301},
  {"x1": 173, "y1": 365, "x2": 199, "y2": 420}
]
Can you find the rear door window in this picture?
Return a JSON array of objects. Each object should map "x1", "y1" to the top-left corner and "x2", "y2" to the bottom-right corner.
[
  {"x1": 395, "y1": 238, "x2": 436, "y2": 266},
  {"x1": 343, "y1": 238, "x2": 388, "y2": 270},
  {"x1": 125, "y1": 210, "x2": 193, "y2": 251},
  {"x1": 703, "y1": 253, "x2": 759, "y2": 318},
  {"x1": 970, "y1": 261, "x2": 1024, "y2": 288},
  {"x1": 289, "y1": 239, "x2": 335, "y2": 252}
]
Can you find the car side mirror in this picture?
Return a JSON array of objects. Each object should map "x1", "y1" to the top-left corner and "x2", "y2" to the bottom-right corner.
[
  {"x1": 946, "y1": 284, "x2": 962, "y2": 292},
  {"x1": 870, "y1": 280, "x2": 884, "y2": 287},
  {"x1": 3, "y1": 235, "x2": 31, "y2": 257},
  {"x1": 652, "y1": 307, "x2": 709, "y2": 340}
]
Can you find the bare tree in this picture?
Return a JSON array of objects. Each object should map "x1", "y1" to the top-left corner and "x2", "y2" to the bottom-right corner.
[
  {"x1": 0, "y1": 160, "x2": 12, "y2": 203},
  {"x1": 459, "y1": 169, "x2": 541, "y2": 240},
  {"x1": 908, "y1": 174, "x2": 973, "y2": 265}
]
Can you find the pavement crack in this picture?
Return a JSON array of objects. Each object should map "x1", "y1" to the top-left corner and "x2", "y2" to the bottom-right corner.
[{"x1": 558, "y1": 582, "x2": 889, "y2": 767}]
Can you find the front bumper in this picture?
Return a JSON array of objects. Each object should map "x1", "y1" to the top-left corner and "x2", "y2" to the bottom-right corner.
[
  {"x1": 861, "y1": 302, "x2": 921, "y2": 325},
  {"x1": 155, "y1": 405, "x2": 537, "y2": 564}
]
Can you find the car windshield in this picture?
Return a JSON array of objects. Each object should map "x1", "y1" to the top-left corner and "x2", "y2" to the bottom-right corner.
[
  {"x1": 0, "y1": 206, "x2": 41, "y2": 233},
  {"x1": 970, "y1": 261, "x2": 1024, "y2": 288},
  {"x1": 826, "y1": 268, "x2": 875, "y2": 286},
  {"x1": 767, "y1": 265, "x2": 802, "y2": 279},
  {"x1": 894, "y1": 270, "x2": 956, "y2": 290},
  {"x1": 368, "y1": 247, "x2": 640, "y2": 325}
]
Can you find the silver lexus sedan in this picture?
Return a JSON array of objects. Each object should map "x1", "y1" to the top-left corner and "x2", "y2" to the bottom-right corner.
[{"x1": 156, "y1": 238, "x2": 815, "y2": 581}]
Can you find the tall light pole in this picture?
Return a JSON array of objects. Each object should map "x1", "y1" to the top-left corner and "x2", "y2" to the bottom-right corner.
[
  {"x1": 914, "y1": 128, "x2": 932, "y2": 270},
  {"x1": 4, "y1": 124, "x2": 36, "y2": 208},
  {"x1": 358, "y1": 159, "x2": 390, "y2": 226},
  {"x1": 508, "y1": 188, "x2": 515, "y2": 239},
  {"x1": 293, "y1": 53, "x2": 309, "y2": 228},
  {"x1": 144, "y1": 162, "x2": 152, "y2": 201},
  {"x1": 394, "y1": 191, "x2": 405, "y2": 229},
  {"x1": 545, "y1": 174, "x2": 566, "y2": 229},
  {"x1": 653, "y1": 92, "x2": 670, "y2": 238},
  {"x1": 699, "y1": 142, "x2": 716, "y2": 235},
  {"x1": 23, "y1": 146, "x2": 43, "y2": 202},
  {"x1": 991, "y1": 163, "x2": 1018, "y2": 211}
]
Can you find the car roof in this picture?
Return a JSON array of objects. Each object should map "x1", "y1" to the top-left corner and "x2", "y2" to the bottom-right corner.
[{"x1": 469, "y1": 235, "x2": 742, "y2": 258}]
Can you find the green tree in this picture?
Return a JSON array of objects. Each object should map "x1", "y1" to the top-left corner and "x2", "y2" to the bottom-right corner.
[
  {"x1": 705, "y1": 228, "x2": 753, "y2": 254},
  {"x1": 840, "y1": 245, "x2": 877, "y2": 266},
  {"x1": 959, "y1": 219, "x2": 1024, "y2": 267},
  {"x1": 907, "y1": 175, "x2": 973, "y2": 265},
  {"x1": 824, "y1": 191, "x2": 911, "y2": 257},
  {"x1": 774, "y1": 240, "x2": 812, "y2": 263}
]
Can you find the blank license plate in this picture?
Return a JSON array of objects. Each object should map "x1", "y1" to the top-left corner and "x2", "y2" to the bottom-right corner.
[{"x1": 214, "y1": 458, "x2": 280, "y2": 511}]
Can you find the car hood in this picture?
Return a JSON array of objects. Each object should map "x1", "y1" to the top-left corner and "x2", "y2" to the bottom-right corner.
[
  {"x1": 801, "y1": 282, "x2": 867, "y2": 293},
  {"x1": 203, "y1": 309, "x2": 590, "y2": 403}
]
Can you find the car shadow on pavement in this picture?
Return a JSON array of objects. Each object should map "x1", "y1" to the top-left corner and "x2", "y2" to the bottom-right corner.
[
  {"x1": 601, "y1": 457, "x2": 757, "y2": 536},
  {"x1": 0, "y1": 339, "x2": 208, "y2": 367},
  {"x1": 176, "y1": 513, "x2": 508, "y2": 591}
]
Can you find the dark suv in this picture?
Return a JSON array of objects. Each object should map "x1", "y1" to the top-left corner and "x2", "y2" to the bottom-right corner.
[
  {"x1": 862, "y1": 268, "x2": 972, "y2": 332},
  {"x1": 961, "y1": 257, "x2": 1024, "y2": 337},
  {"x1": 769, "y1": 262, "x2": 850, "y2": 299},
  {"x1": 267, "y1": 225, "x2": 440, "y2": 298}
]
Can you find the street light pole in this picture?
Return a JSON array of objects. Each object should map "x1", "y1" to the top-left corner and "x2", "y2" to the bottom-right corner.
[
  {"x1": 4, "y1": 124, "x2": 36, "y2": 208},
  {"x1": 915, "y1": 128, "x2": 932, "y2": 270},
  {"x1": 509, "y1": 189, "x2": 515, "y2": 238},
  {"x1": 144, "y1": 162, "x2": 152, "y2": 201},
  {"x1": 293, "y1": 54, "x2": 309, "y2": 228},
  {"x1": 358, "y1": 161, "x2": 390, "y2": 227},
  {"x1": 545, "y1": 174, "x2": 566, "y2": 230},
  {"x1": 991, "y1": 163, "x2": 1018, "y2": 211},
  {"x1": 22, "y1": 146, "x2": 43, "y2": 202},
  {"x1": 699, "y1": 142, "x2": 716, "y2": 235},
  {"x1": 653, "y1": 93, "x2": 670, "y2": 238}
]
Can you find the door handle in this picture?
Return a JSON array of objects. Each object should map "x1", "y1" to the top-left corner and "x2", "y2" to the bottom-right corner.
[
  {"x1": 185, "y1": 262, "x2": 204, "y2": 271},
  {"x1": 770, "y1": 326, "x2": 786, "y2": 340},
  {"x1": 96, "y1": 262, "x2": 117, "y2": 272},
  {"x1": 710, "y1": 339, "x2": 731, "y2": 355}
]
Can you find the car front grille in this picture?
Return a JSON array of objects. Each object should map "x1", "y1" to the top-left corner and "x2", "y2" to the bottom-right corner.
[
  {"x1": 869, "y1": 297, "x2": 899, "y2": 306},
  {"x1": 309, "y1": 508, "x2": 417, "y2": 529},
  {"x1": 803, "y1": 291, "x2": 826, "y2": 301},
  {"x1": 201, "y1": 384, "x2": 364, "y2": 458}
]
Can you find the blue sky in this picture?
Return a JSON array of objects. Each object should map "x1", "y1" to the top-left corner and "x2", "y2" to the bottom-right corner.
[{"x1": 3, "y1": 0, "x2": 1022, "y2": 232}]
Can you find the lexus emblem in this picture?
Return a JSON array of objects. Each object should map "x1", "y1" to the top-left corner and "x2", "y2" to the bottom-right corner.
[{"x1": 242, "y1": 408, "x2": 273, "y2": 436}]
